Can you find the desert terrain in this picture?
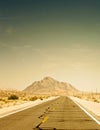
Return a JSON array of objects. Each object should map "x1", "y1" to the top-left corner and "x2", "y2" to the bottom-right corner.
[
  {"x1": 0, "y1": 89, "x2": 49, "y2": 109},
  {"x1": 0, "y1": 77, "x2": 100, "y2": 122},
  {"x1": 0, "y1": 89, "x2": 100, "y2": 121}
]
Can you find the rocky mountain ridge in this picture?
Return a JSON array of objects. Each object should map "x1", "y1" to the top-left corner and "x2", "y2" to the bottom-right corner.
[{"x1": 23, "y1": 77, "x2": 79, "y2": 95}]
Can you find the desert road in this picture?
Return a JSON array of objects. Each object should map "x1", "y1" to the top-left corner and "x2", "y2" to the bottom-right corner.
[{"x1": 0, "y1": 97, "x2": 100, "y2": 130}]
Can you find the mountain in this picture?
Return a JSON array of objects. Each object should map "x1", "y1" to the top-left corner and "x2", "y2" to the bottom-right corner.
[{"x1": 23, "y1": 77, "x2": 79, "y2": 96}]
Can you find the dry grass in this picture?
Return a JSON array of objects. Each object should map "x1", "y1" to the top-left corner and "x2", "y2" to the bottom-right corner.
[
  {"x1": 0, "y1": 89, "x2": 50, "y2": 109},
  {"x1": 74, "y1": 92, "x2": 100, "y2": 103}
]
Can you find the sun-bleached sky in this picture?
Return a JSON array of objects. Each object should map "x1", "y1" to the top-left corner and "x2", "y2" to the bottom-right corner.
[{"x1": 0, "y1": 0, "x2": 100, "y2": 92}]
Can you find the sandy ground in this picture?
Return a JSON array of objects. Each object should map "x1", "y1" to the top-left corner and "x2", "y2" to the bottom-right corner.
[
  {"x1": 70, "y1": 96, "x2": 100, "y2": 119},
  {"x1": 0, "y1": 96, "x2": 59, "y2": 118}
]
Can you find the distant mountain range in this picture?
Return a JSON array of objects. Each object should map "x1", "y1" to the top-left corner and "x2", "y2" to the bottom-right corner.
[{"x1": 23, "y1": 77, "x2": 79, "y2": 96}]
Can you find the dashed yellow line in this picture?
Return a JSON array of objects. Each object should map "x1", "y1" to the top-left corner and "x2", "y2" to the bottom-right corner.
[
  {"x1": 42, "y1": 116, "x2": 49, "y2": 123},
  {"x1": 52, "y1": 108, "x2": 55, "y2": 111}
]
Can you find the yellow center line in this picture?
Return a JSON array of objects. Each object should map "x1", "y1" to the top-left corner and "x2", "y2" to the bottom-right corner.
[
  {"x1": 52, "y1": 108, "x2": 56, "y2": 111},
  {"x1": 42, "y1": 116, "x2": 49, "y2": 123}
]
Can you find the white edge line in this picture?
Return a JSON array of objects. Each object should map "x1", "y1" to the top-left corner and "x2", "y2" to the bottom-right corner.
[
  {"x1": 0, "y1": 96, "x2": 59, "y2": 119},
  {"x1": 0, "y1": 102, "x2": 42, "y2": 119},
  {"x1": 72, "y1": 99, "x2": 100, "y2": 125}
]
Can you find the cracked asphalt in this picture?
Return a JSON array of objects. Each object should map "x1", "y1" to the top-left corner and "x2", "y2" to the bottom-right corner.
[{"x1": 0, "y1": 96, "x2": 100, "y2": 130}]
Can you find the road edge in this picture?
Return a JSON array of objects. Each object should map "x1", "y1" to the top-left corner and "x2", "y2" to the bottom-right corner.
[{"x1": 69, "y1": 96, "x2": 100, "y2": 125}]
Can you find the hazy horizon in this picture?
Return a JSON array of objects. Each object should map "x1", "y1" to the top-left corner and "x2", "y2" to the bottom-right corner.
[{"x1": 0, "y1": 0, "x2": 100, "y2": 92}]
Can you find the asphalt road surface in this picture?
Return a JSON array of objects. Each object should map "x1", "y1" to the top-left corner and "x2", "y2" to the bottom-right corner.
[{"x1": 0, "y1": 96, "x2": 100, "y2": 130}]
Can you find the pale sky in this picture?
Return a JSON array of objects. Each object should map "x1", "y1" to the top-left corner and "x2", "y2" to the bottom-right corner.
[{"x1": 0, "y1": 0, "x2": 100, "y2": 92}]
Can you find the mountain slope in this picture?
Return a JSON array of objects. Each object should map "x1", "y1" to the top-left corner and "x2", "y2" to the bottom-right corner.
[{"x1": 23, "y1": 77, "x2": 79, "y2": 95}]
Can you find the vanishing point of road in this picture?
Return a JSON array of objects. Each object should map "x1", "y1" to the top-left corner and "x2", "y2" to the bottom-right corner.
[{"x1": 0, "y1": 96, "x2": 100, "y2": 130}]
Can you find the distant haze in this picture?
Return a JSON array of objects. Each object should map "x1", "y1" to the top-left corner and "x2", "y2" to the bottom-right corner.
[{"x1": 0, "y1": 0, "x2": 100, "y2": 92}]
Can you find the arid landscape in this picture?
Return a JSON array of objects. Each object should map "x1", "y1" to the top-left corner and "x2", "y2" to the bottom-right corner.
[
  {"x1": 0, "y1": 90, "x2": 100, "y2": 109},
  {"x1": 74, "y1": 92, "x2": 100, "y2": 103},
  {"x1": 0, "y1": 88, "x2": 49, "y2": 109},
  {"x1": 0, "y1": 77, "x2": 100, "y2": 129},
  {"x1": 0, "y1": 77, "x2": 100, "y2": 110},
  {"x1": 1, "y1": 0, "x2": 100, "y2": 129}
]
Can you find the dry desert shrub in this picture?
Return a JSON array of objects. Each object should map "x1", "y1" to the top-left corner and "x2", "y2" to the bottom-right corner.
[
  {"x1": 29, "y1": 96, "x2": 38, "y2": 101},
  {"x1": 8, "y1": 94, "x2": 19, "y2": 100},
  {"x1": 0, "y1": 89, "x2": 51, "y2": 108},
  {"x1": 0, "y1": 89, "x2": 28, "y2": 108},
  {"x1": 74, "y1": 92, "x2": 100, "y2": 103}
]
